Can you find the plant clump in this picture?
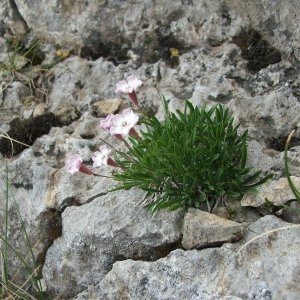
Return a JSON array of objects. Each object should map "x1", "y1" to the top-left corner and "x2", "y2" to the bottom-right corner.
[
  {"x1": 113, "y1": 100, "x2": 272, "y2": 213},
  {"x1": 66, "y1": 76, "x2": 272, "y2": 214}
]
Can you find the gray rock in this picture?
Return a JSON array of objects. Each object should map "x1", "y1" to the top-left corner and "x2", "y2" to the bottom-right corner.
[
  {"x1": 0, "y1": 0, "x2": 27, "y2": 36},
  {"x1": 246, "y1": 140, "x2": 282, "y2": 179},
  {"x1": 182, "y1": 209, "x2": 244, "y2": 250},
  {"x1": 0, "y1": 149, "x2": 60, "y2": 285},
  {"x1": 229, "y1": 90, "x2": 300, "y2": 144},
  {"x1": 1, "y1": 1, "x2": 300, "y2": 299},
  {"x1": 42, "y1": 188, "x2": 183, "y2": 298},
  {"x1": 11, "y1": 0, "x2": 300, "y2": 62},
  {"x1": 76, "y1": 216, "x2": 300, "y2": 300},
  {"x1": 0, "y1": 81, "x2": 30, "y2": 111},
  {"x1": 241, "y1": 176, "x2": 300, "y2": 207},
  {"x1": 222, "y1": 216, "x2": 300, "y2": 300},
  {"x1": 248, "y1": 281, "x2": 272, "y2": 300},
  {"x1": 283, "y1": 146, "x2": 300, "y2": 177},
  {"x1": 91, "y1": 98, "x2": 122, "y2": 117},
  {"x1": 282, "y1": 201, "x2": 300, "y2": 224}
]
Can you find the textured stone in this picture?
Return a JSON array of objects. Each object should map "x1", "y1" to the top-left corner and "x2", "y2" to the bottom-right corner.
[
  {"x1": 282, "y1": 200, "x2": 300, "y2": 224},
  {"x1": 0, "y1": 149, "x2": 60, "y2": 284},
  {"x1": 182, "y1": 209, "x2": 245, "y2": 250},
  {"x1": 10, "y1": 0, "x2": 300, "y2": 62},
  {"x1": 1, "y1": 1, "x2": 300, "y2": 299},
  {"x1": 75, "y1": 216, "x2": 300, "y2": 300},
  {"x1": 241, "y1": 176, "x2": 300, "y2": 207},
  {"x1": 33, "y1": 103, "x2": 49, "y2": 117},
  {"x1": 42, "y1": 188, "x2": 183, "y2": 298},
  {"x1": 91, "y1": 98, "x2": 122, "y2": 117},
  {"x1": 229, "y1": 90, "x2": 300, "y2": 144}
]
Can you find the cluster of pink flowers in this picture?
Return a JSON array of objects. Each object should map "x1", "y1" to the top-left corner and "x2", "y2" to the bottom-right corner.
[{"x1": 66, "y1": 75, "x2": 142, "y2": 176}]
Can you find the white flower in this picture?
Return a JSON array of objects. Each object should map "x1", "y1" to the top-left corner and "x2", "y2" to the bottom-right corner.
[
  {"x1": 110, "y1": 108, "x2": 139, "y2": 136},
  {"x1": 115, "y1": 75, "x2": 142, "y2": 94},
  {"x1": 66, "y1": 154, "x2": 94, "y2": 175},
  {"x1": 100, "y1": 114, "x2": 114, "y2": 130},
  {"x1": 66, "y1": 154, "x2": 82, "y2": 174},
  {"x1": 92, "y1": 145, "x2": 112, "y2": 167}
]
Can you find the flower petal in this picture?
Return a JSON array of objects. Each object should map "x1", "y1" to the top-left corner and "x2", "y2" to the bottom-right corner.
[
  {"x1": 100, "y1": 114, "x2": 114, "y2": 130},
  {"x1": 115, "y1": 80, "x2": 133, "y2": 93},
  {"x1": 127, "y1": 75, "x2": 142, "y2": 90},
  {"x1": 92, "y1": 145, "x2": 112, "y2": 167},
  {"x1": 66, "y1": 154, "x2": 82, "y2": 174},
  {"x1": 109, "y1": 109, "x2": 139, "y2": 136}
]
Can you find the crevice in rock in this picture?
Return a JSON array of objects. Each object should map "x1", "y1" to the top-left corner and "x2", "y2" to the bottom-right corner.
[
  {"x1": 35, "y1": 193, "x2": 110, "y2": 281},
  {"x1": 266, "y1": 132, "x2": 300, "y2": 151},
  {"x1": 80, "y1": 24, "x2": 192, "y2": 68},
  {"x1": 11, "y1": 182, "x2": 33, "y2": 190},
  {"x1": 58, "y1": 193, "x2": 108, "y2": 212},
  {"x1": 80, "y1": 32, "x2": 130, "y2": 65},
  {"x1": 8, "y1": 0, "x2": 28, "y2": 32},
  {"x1": 0, "y1": 112, "x2": 80, "y2": 157},
  {"x1": 84, "y1": 192, "x2": 109, "y2": 205},
  {"x1": 36, "y1": 208, "x2": 62, "y2": 278},
  {"x1": 100, "y1": 238, "x2": 183, "y2": 278},
  {"x1": 232, "y1": 28, "x2": 281, "y2": 72},
  {"x1": 130, "y1": 239, "x2": 183, "y2": 262},
  {"x1": 58, "y1": 196, "x2": 82, "y2": 213},
  {"x1": 137, "y1": 26, "x2": 192, "y2": 68}
]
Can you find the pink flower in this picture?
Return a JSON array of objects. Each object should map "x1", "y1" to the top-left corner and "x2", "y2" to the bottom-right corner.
[
  {"x1": 115, "y1": 75, "x2": 142, "y2": 106},
  {"x1": 100, "y1": 114, "x2": 114, "y2": 130},
  {"x1": 110, "y1": 108, "x2": 139, "y2": 137},
  {"x1": 66, "y1": 154, "x2": 93, "y2": 175},
  {"x1": 92, "y1": 145, "x2": 118, "y2": 168}
]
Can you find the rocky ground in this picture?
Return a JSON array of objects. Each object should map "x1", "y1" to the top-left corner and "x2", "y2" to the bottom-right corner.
[{"x1": 0, "y1": 0, "x2": 300, "y2": 299}]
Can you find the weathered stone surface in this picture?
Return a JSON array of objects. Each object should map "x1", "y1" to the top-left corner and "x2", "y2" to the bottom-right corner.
[
  {"x1": 76, "y1": 216, "x2": 300, "y2": 300},
  {"x1": 91, "y1": 98, "x2": 122, "y2": 117},
  {"x1": 1, "y1": 0, "x2": 300, "y2": 299},
  {"x1": 10, "y1": 0, "x2": 300, "y2": 62},
  {"x1": 283, "y1": 146, "x2": 300, "y2": 177},
  {"x1": 246, "y1": 140, "x2": 282, "y2": 179},
  {"x1": 0, "y1": 81, "x2": 30, "y2": 111},
  {"x1": 229, "y1": 90, "x2": 300, "y2": 144},
  {"x1": 42, "y1": 188, "x2": 183, "y2": 298},
  {"x1": 241, "y1": 176, "x2": 300, "y2": 207},
  {"x1": 0, "y1": 149, "x2": 60, "y2": 284},
  {"x1": 282, "y1": 200, "x2": 300, "y2": 224},
  {"x1": 221, "y1": 216, "x2": 300, "y2": 300},
  {"x1": 182, "y1": 209, "x2": 244, "y2": 250}
]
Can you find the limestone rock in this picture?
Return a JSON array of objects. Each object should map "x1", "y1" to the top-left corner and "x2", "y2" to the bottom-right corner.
[
  {"x1": 76, "y1": 216, "x2": 300, "y2": 300},
  {"x1": 1, "y1": 1, "x2": 300, "y2": 299},
  {"x1": 221, "y1": 216, "x2": 300, "y2": 299},
  {"x1": 282, "y1": 200, "x2": 300, "y2": 224},
  {"x1": 0, "y1": 149, "x2": 60, "y2": 285},
  {"x1": 33, "y1": 103, "x2": 49, "y2": 117},
  {"x1": 91, "y1": 98, "x2": 122, "y2": 117},
  {"x1": 11, "y1": 0, "x2": 300, "y2": 62},
  {"x1": 42, "y1": 188, "x2": 183, "y2": 298},
  {"x1": 241, "y1": 176, "x2": 300, "y2": 207},
  {"x1": 0, "y1": 81, "x2": 30, "y2": 111},
  {"x1": 282, "y1": 146, "x2": 300, "y2": 177},
  {"x1": 182, "y1": 209, "x2": 245, "y2": 250},
  {"x1": 246, "y1": 140, "x2": 282, "y2": 179},
  {"x1": 229, "y1": 90, "x2": 300, "y2": 144}
]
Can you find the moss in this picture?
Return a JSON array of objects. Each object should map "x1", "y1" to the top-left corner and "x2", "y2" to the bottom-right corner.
[
  {"x1": 0, "y1": 113, "x2": 61, "y2": 157},
  {"x1": 266, "y1": 133, "x2": 300, "y2": 151},
  {"x1": 81, "y1": 31, "x2": 130, "y2": 64},
  {"x1": 232, "y1": 29, "x2": 281, "y2": 72}
]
